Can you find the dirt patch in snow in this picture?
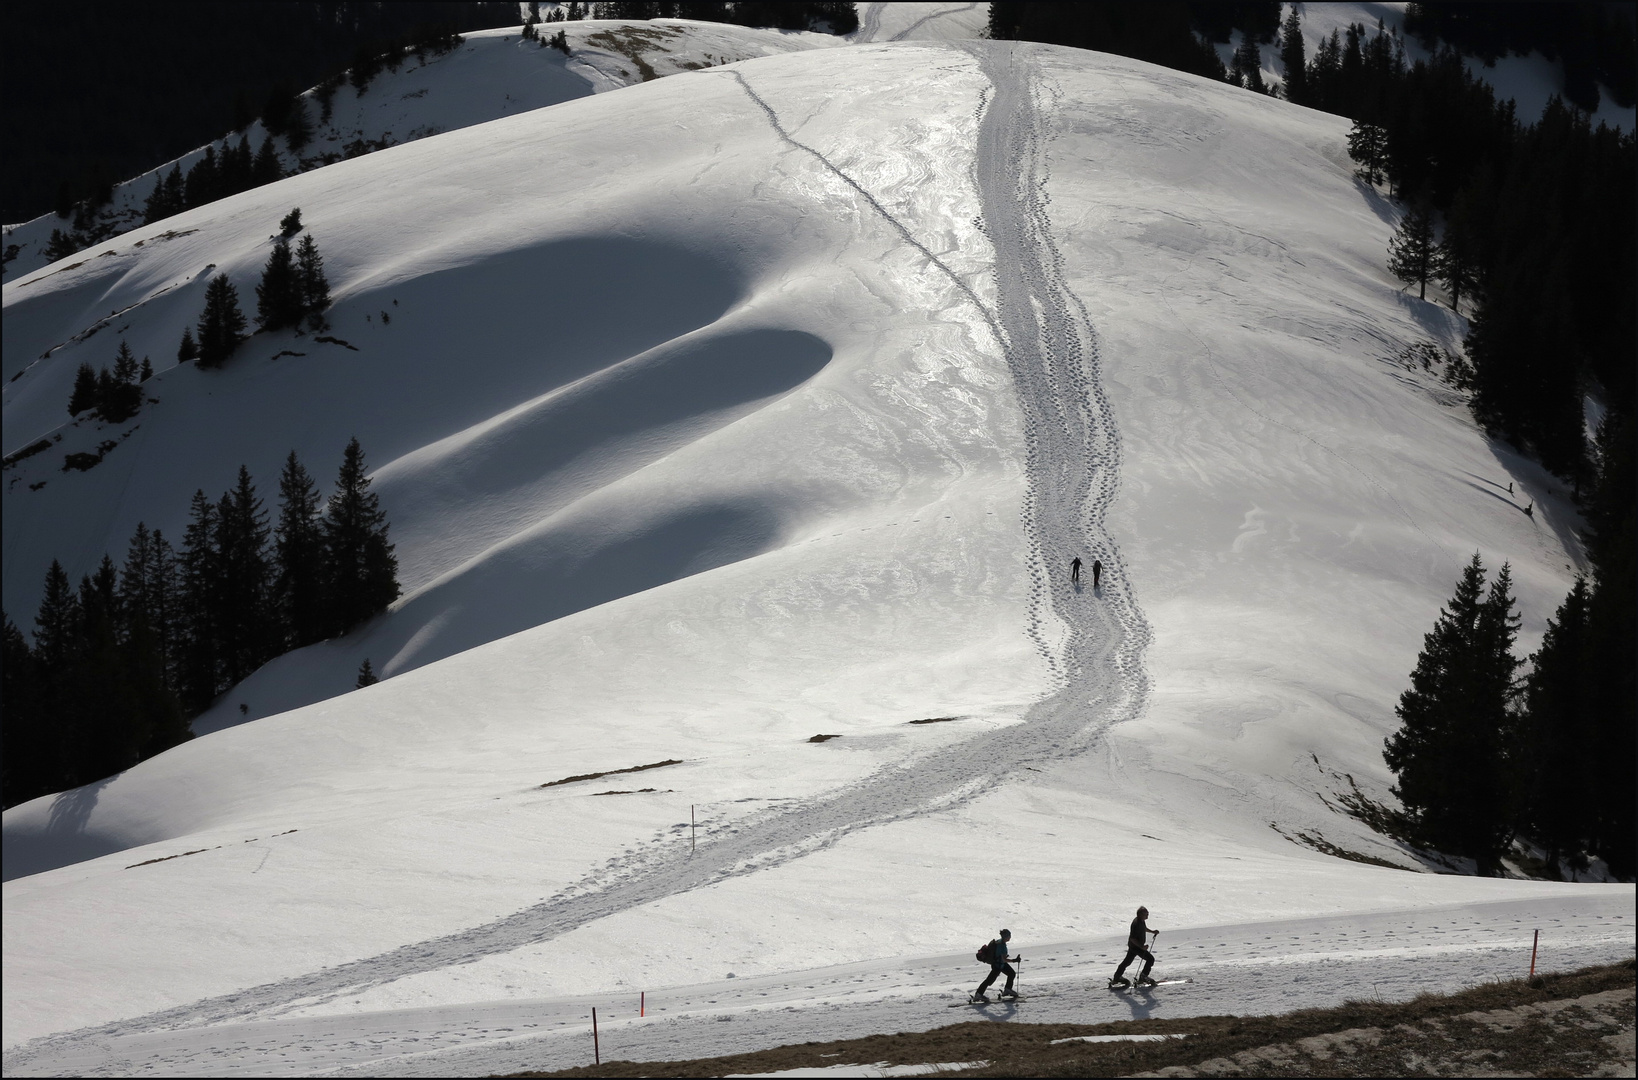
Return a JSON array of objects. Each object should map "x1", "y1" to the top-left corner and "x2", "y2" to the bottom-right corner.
[
  {"x1": 540, "y1": 759, "x2": 682, "y2": 788},
  {"x1": 509, "y1": 961, "x2": 1634, "y2": 1078}
]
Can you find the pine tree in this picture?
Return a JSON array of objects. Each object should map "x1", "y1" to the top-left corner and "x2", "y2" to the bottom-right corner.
[
  {"x1": 323, "y1": 438, "x2": 400, "y2": 636},
  {"x1": 142, "y1": 164, "x2": 185, "y2": 225},
  {"x1": 1230, "y1": 35, "x2": 1267, "y2": 93},
  {"x1": 315, "y1": 75, "x2": 340, "y2": 125},
  {"x1": 256, "y1": 241, "x2": 302, "y2": 331},
  {"x1": 356, "y1": 658, "x2": 379, "y2": 688},
  {"x1": 68, "y1": 363, "x2": 99, "y2": 416},
  {"x1": 75, "y1": 555, "x2": 143, "y2": 783},
  {"x1": 1277, "y1": 6, "x2": 1307, "y2": 103},
  {"x1": 295, "y1": 234, "x2": 331, "y2": 327},
  {"x1": 253, "y1": 137, "x2": 283, "y2": 186},
  {"x1": 118, "y1": 522, "x2": 180, "y2": 698},
  {"x1": 1581, "y1": 413, "x2": 1636, "y2": 878},
  {"x1": 177, "y1": 326, "x2": 199, "y2": 364},
  {"x1": 196, "y1": 274, "x2": 247, "y2": 368},
  {"x1": 1517, "y1": 576, "x2": 1591, "y2": 876},
  {"x1": 214, "y1": 467, "x2": 275, "y2": 685},
  {"x1": 161, "y1": 164, "x2": 185, "y2": 216},
  {"x1": 1, "y1": 612, "x2": 48, "y2": 807},
  {"x1": 102, "y1": 341, "x2": 142, "y2": 423},
  {"x1": 285, "y1": 97, "x2": 313, "y2": 152},
  {"x1": 1383, "y1": 554, "x2": 1521, "y2": 872},
  {"x1": 178, "y1": 490, "x2": 222, "y2": 712},
  {"x1": 32, "y1": 560, "x2": 81, "y2": 675},
  {"x1": 184, "y1": 145, "x2": 220, "y2": 209},
  {"x1": 279, "y1": 207, "x2": 303, "y2": 238},
  {"x1": 45, "y1": 228, "x2": 81, "y2": 262},
  {"x1": 1435, "y1": 198, "x2": 1481, "y2": 315},
  {"x1": 220, "y1": 134, "x2": 253, "y2": 196},
  {"x1": 275, "y1": 451, "x2": 329, "y2": 648},
  {"x1": 1387, "y1": 198, "x2": 1437, "y2": 301},
  {"x1": 1346, "y1": 120, "x2": 1389, "y2": 186}
]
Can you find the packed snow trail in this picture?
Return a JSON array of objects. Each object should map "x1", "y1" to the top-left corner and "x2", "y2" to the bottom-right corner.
[
  {"x1": 8, "y1": 895, "x2": 1632, "y2": 1076},
  {"x1": 0, "y1": 43, "x2": 1150, "y2": 1057}
]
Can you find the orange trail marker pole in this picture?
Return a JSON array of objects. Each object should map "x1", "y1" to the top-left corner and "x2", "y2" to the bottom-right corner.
[
  {"x1": 592, "y1": 1006, "x2": 600, "y2": 1065},
  {"x1": 641, "y1": 991, "x2": 645, "y2": 1017},
  {"x1": 1529, "y1": 929, "x2": 1539, "y2": 977}
]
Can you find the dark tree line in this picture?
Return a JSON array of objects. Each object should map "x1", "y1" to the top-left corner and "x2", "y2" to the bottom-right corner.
[
  {"x1": 583, "y1": 2, "x2": 859, "y2": 33},
  {"x1": 5, "y1": 2, "x2": 519, "y2": 226},
  {"x1": 1387, "y1": 423, "x2": 1635, "y2": 881},
  {"x1": 68, "y1": 341, "x2": 150, "y2": 425},
  {"x1": 141, "y1": 134, "x2": 286, "y2": 226},
  {"x1": 987, "y1": 3, "x2": 1259, "y2": 82},
  {"x1": 1402, "y1": 2, "x2": 1636, "y2": 115},
  {"x1": 173, "y1": 214, "x2": 331, "y2": 371},
  {"x1": 2, "y1": 439, "x2": 399, "y2": 809}
]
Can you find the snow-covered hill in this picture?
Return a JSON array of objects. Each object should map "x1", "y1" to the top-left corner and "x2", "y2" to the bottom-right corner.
[
  {"x1": 0, "y1": 16, "x2": 850, "y2": 284},
  {"x1": 3, "y1": 20, "x2": 1629, "y2": 1077}
]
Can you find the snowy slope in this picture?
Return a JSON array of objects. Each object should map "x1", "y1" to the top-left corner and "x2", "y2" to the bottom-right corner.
[
  {"x1": 3, "y1": 33, "x2": 1628, "y2": 1072},
  {"x1": 0, "y1": 18, "x2": 848, "y2": 284},
  {"x1": 1246, "y1": 2, "x2": 1636, "y2": 131},
  {"x1": 7, "y1": 894, "x2": 1630, "y2": 1076},
  {"x1": 852, "y1": 2, "x2": 991, "y2": 43}
]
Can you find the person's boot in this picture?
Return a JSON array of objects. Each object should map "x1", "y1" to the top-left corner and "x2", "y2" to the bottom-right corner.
[
  {"x1": 1107, "y1": 976, "x2": 1129, "y2": 988},
  {"x1": 1000, "y1": 988, "x2": 1020, "y2": 1000},
  {"x1": 970, "y1": 990, "x2": 991, "y2": 1003},
  {"x1": 1135, "y1": 975, "x2": 1156, "y2": 987}
]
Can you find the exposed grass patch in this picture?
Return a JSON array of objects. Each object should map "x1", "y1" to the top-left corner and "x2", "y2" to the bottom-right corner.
[
  {"x1": 540, "y1": 759, "x2": 682, "y2": 789},
  {"x1": 506, "y1": 962, "x2": 1634, "y2": 1079},
  {"x1": 909, "y1": 716, "x2": 962, "y2": 725},
  {"x1": 1271, "y1": 822, "x2": 1414, "y2": 872},
  {"x1": 807, "y1": 733, "x2": 841, "y2": 743},
  {"x1": 3, "y1": 438, "x2": 53, "y2": 468},
  {"x1": 583, "y1": 25, "x2": 682, "y2": 81}
]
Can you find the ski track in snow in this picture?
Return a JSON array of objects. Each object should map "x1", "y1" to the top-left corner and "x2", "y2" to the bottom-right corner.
[
  {"x1": 0, "y1": 44, "x2": 1151, "y2": 1069},
  {"x1": 888, "y1": 3, "x2": 983, "y2": 42}
]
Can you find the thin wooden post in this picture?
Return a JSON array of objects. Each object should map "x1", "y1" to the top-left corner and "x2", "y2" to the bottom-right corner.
[
  {"x1": 691, "y1": 805, "x2": 696, "y2": 854},
  {"x1": 1529, "y1": 929, "x2": 1539, "y2": 977},
  {"x1": 592, "y1": 1006, "x2": 600, "y2": 1064}
]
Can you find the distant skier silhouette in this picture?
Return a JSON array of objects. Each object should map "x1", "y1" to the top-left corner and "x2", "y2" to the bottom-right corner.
[
  {"x1": 1092, "y1": 559, "x2": 1102, "y2": 589},
  {"x1": 1071, "y1": 557, "x2": 1082, "y2": 585}
]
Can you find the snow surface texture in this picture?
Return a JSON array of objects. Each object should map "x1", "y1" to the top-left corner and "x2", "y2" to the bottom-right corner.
[
  {"x1": 3, "y1": 27, "x2": 1630, "y2": 1077},
  {"x1": 5, "y1": 896, "x2": 1630, "y2": 1075}
]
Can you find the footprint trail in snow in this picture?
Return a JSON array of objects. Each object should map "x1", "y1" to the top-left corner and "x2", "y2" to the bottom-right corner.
[{"x1": 1, "y1": 43, "x2": 1150, "y2": 1059}]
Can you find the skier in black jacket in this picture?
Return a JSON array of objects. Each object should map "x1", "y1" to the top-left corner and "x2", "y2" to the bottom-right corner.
[
  {"x1": 1109, "y1": 906, "x2": 1157, "y2": 987},
  {"x1": 973, "y1": 928, "x2": 1020, "y2": 1002}
]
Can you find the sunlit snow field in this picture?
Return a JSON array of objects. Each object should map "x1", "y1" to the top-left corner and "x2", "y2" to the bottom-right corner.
[{"x1": 3, "y1": 5, "x2": 1630, "y2": 1075}]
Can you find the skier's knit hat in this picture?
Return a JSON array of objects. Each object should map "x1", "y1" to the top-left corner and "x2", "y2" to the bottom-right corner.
[{"x1": 1000, "y1": 928, "x2": 1011, "y2": 938}]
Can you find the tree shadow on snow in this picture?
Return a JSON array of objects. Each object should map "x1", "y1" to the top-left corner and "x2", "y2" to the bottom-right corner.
[{"x1": 1, "y1": 776, "x2": 121, "y2": 882}]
